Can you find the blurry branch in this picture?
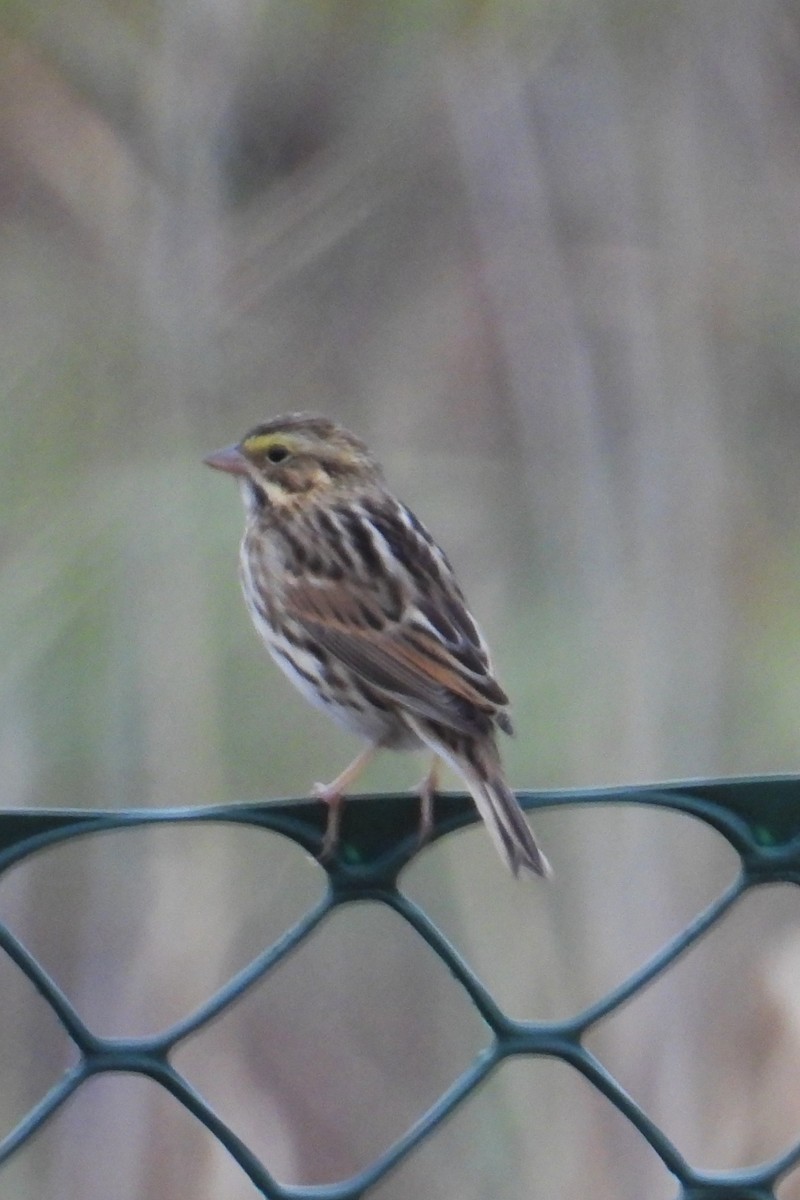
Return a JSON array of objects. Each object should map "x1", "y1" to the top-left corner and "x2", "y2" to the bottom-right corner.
[
  {"x1": 0, "y1": 511, "x2": 104, "y2": 697},
  {"x1": 227, "y1": 139, "x2": 399, "y2": 318},
  {"x1": 225, "y1": 69, "x2": 443, "y2": 320},
  {"x1": 442, "y1": 33, "x2": 620, "y2": 582},
  {"x1": 14, "y1": 0, "x2": 148, "y2": 153},
  {"x1": 0, "y1": 33, "x2": 159, "y2": 272},
  {"x1": 441, "y1": 47, "x2": 645, "y2": 817}
]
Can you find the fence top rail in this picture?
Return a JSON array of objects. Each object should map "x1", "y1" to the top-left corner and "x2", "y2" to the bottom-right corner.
[{"x1": 1, "y1": 774, "x2": 798, "y2": 876}]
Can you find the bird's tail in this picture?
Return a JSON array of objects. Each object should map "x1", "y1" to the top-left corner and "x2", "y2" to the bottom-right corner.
[
  {"x1": 409, "y1": 719, "x2": 550, "y2": 878},
  {"x1": 466, "y1": 765, "x2": 551, "y2": 878}
]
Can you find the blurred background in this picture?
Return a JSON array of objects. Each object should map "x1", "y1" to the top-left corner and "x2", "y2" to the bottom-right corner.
[{"x1": 1, "y1": 0, "x2": 800, "y2": 1196}]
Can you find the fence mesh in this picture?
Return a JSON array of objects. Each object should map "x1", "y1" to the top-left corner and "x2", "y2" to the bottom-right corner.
[{"x1": 1, "y1": 777, "x2": 799, "y2": 1198}]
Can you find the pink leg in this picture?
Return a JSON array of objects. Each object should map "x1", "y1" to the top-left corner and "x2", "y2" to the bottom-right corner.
[
  {"x1": 416, "y1": 756, "x2": 441, "y2": 845},
  {"x1": 313, "y1": 745, "x2": 377, "y2": 860}
]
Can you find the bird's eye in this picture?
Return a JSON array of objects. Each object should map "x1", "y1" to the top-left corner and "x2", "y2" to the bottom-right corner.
[{"x1": 266, "y1": 445, "x2": 289, "y2": 464}]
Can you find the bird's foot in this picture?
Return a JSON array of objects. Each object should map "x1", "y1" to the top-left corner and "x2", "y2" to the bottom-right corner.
[
  {"x1": 312, "y1": 782, "x2": 343, "y2": 861},
  {"x1": 416, "y1": 757, "x2": 441, "y2": 847},
  {"x1": 310, "y1": 745, "x2": 378, "y2": 861}
]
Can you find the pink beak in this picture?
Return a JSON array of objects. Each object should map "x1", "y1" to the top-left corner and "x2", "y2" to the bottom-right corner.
[{"x1": 203, "y1": 444, "x2": 250, "y2": 476}]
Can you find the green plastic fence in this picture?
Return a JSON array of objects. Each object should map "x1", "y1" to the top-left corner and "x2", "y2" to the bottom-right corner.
[{"x1": 2, "y1": 777, "x2": 800, "y2": 1198}]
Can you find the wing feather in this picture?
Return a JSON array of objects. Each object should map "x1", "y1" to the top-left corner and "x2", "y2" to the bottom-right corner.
[{"x1": 284, "y1": 570, "x2": 508, "y2": 737}]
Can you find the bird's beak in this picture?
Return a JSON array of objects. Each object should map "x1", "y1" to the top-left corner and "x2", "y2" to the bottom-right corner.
[{"x1": 203, "y1": 444, "x2": 250, "y2": 476}]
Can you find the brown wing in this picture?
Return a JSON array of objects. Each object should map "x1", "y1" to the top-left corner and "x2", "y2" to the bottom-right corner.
[{"x1": 284, "y1": 575, "x2": 508, "y2": 737}]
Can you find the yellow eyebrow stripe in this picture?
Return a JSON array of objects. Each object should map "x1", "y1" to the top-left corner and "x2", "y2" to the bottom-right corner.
[{"x1": 242, "y1": 433, "x2": 293, "y2": 454}]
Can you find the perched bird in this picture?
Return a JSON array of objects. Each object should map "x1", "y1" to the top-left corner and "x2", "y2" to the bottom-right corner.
[{"x1": 204, "y1": 414, "x2": 549, "y2": 877}]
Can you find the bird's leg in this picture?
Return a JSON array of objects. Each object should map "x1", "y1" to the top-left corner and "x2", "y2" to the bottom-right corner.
[
  {"x1": 416, "y1": 755, "x2": 441, "y2": 846},
  {"x1": 313, "y1": 745, "x2": 377, "y2": 860}
]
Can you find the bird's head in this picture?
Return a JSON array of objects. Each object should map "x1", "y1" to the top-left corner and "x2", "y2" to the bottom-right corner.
[{"x1": 204, "y1": 413, "x2": 382, "y2": 513}]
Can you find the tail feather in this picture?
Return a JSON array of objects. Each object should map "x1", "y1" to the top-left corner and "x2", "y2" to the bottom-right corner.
[
  {"x1": 405, "y1": 716, "x2": 551, "y2": 878},
  {"x1": 471, "y1": 774, "x2": 551, "y2": 878}
]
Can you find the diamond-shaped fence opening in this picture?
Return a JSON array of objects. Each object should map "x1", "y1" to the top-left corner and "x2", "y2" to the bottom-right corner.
[{"x1": 1, "y1": 778, "x2": 800, "y2": 1199}]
